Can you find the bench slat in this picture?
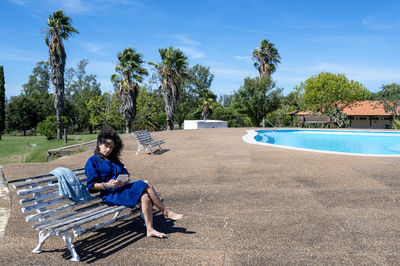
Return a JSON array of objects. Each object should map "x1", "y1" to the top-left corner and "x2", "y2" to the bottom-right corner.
[
  {"x1": 17, "y1": 184, "x2": 58, "y2": 196},
  {"x1": 74, "y1": 207, "x2": 140, "y2": 237},
  {"x1": 20, "y1": 190, "x2": 59, "y2": 206},
  {"x1": 34, "y1": 203, "x2": 118, "y2": 230},
  {"x1": 12, "y1": 170, "x2": 85, "y2": 189},
  {"x1": 16, "y1": 177, "x2": 86, "y2": 196},
  {"x1": 31, "y1": 200, "x2": 103, "y2": 228},
  {"x1": 22, "y1": 196, "x2": 69, "y2": 213},
  {"x1": 25, "y1": 195, "x2": 101, "y2": 222},
  {"x1": 55, "y1": 205, "x2": 129, "y2": 233}
]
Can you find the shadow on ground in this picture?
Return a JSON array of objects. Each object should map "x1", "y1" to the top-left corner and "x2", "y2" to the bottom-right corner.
[{"x1": 56, "y1": 213, "x2": 195, "y2": 263}]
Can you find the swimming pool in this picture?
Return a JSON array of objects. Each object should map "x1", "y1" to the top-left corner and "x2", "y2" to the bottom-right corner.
[{"x1": 243, "y1": 129, "x2": 400, "y2": 156}]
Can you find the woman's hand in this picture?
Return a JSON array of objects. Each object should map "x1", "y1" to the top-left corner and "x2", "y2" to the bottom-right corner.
[{"x1": 105, "y1": 179, "x2": 124, "y2": 188}]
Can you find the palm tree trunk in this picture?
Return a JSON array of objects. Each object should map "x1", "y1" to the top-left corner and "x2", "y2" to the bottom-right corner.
[
  {"x1": 56, "y1": 109, "x2": 62, "y2": 139},
  {"x1": 164, "y1": 78, "x2": 178, "y2": 130},
  {"x1": 164, "y1": 90, "x2": 175, "y2": 130},
  {"x1": 49, "y1": 35, "x2": 66, "y2": 140},
  {"x1": 125, "y1": 120, "x2": 130, "y2": 134}
]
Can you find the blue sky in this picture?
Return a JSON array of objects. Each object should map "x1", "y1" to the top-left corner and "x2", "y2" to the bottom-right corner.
[{"x1": 1, "y1": 0, "x2": 400, "y2": 99}]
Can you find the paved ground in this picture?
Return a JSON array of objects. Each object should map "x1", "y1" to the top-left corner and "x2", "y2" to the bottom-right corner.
[{"x1": 0, "y1": 128, "x2": 399, "y2": 265}]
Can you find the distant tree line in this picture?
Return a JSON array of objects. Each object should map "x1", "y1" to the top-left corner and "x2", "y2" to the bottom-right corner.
[{"x1": 2, "y1": 9, "x2": 400, "y2": 139}]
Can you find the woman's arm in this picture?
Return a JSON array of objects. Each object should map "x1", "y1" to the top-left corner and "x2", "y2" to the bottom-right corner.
[{"x1": 91, "y1": 179, "x2": 123, "y2": 190}]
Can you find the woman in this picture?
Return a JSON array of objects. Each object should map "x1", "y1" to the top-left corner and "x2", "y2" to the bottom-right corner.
[{"x1": 85, "y1": 127, "x2": 182, "y2": 238}]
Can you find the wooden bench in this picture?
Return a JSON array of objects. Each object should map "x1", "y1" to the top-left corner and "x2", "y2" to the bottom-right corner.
[
  {"x1": 10, "y1": 169, "x2": 158, "y2": 261},
  {"x1": 300, "y1": 115, "x2": 335, "y2": 128},
  {"x1": 133, "y1": 130, "x2": 165, "y2": 155}
]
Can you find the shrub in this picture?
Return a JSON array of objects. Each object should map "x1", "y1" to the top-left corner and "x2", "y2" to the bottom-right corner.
[
  {"x1": 392, "y1": 118, "x2": 400, "y2": 129},
  {"x1": 37, "y1": 116, "x2": 68, "y2": 140}
]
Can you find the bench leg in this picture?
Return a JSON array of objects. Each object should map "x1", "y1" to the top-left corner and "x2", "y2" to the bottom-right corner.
[
  {"x1": 33, "y1": 230, "x2": 52, "y2": 254},
  {"x1": 146, "y1": 146, "x2": 154, "y2": 155},
  {"x1": 60, "y1": 232, "x2": 81, "y2": 261},
  {"x1": 136, "y1": 145, "x2": 144, "y2": 155}
]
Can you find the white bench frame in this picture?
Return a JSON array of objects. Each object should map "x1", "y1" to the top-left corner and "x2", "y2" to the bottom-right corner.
[
  {"x1": 133, "y1": 130, "x2": 165, "y2": 155},
  {"x1": 11, "y1": 169, "x2": 159, "y2": 261}
]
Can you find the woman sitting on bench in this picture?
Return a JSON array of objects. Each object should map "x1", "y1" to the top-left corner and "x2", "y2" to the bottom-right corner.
[{"x1": 85, "y1": 127, "x2": 183, "y2": 238}]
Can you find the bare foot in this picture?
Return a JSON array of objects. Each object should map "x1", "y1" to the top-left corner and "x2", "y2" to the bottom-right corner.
[
  {"x1": 164, "y1": 210, "x2": 183, "y2": 220},
  {"x1": 147, "y1": 229, "x2": 167, "y2": 238}
]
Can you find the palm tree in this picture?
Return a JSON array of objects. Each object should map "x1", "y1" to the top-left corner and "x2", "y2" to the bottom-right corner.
[
  {"x1": 201, "y1": 98, "x2": 213, "y2": 120},
  {"x1": 45, "y1": 10, "x2": 78, "y2": 139},
  {"x1": 252, "y1": 39, "x2": 281, "y2": 78},
  {"x1": 149, "y1": 47, "x2": 189, "y2": 130},
  {"x1": 111, "y1": 47, "x2": 148, "y2": 134}
]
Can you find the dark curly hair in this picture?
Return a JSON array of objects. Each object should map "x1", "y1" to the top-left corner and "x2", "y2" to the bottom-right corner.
[{"x1": 94, "y1": 127, "x2": 124, "y2": 161}]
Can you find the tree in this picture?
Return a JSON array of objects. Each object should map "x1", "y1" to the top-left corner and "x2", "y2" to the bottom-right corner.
[
  {"x1": 149, "y1": 47, "x2": 189, "y2": 130},
  {"x1": 6, "y1": 95, "x2": 38, "y2": 135},
  {"x1": 45, "y1": 9, "x2": 79, "y2": 139},
  {"x1": 252, "y1": 39, "x2": 281, "y2": 78},
  {"x1": 296, "y1": 72, "x2": 370, "y2": 113},
  {"x1": 111, "y1": 48, "x2": 148, "y2": 134},
  {"x1": 211, "y1": 104, "x2": 244, "y2": 127},
  {"x1": 22, "y1": 61, "x2": 51, "y2": 98},
  {"x1": 218, "y1": 94, "x2": 233, "y2": 107},
  {"x1": 233, "y1": 76, "x2": 282, "y2": 127},
  {"x1": 64, "y1": 59, "x2": 101, "y2": 132},
  {"x1": 377, "y1": 83, "x2": 400, "y2": 118},
  {"x1": 87, "y1": 93, "x2": 124, "y2": 131},
  {"x1": 187, "y1": 64, "x2": 216, "y2": 100},
  {"x1": 134, "y1": 86, "x2": 163, "y2": 131},
  {"x1": 186, "y1": 64, "x2": 217, "y2": 121},
  {"x1": 22, "y1": 61, "x2": 54, "y2": 123},
  {"x1": 0, "y1": 66, "x2": 5, "y2": 140}
]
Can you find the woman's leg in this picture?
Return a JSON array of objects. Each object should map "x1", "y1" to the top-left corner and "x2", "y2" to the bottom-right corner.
[
  {"x1": 143, "y1": 180, "x2": 183, "y2": 220},
  {"x1": 141, "y1": 192, "x2": 166, "y2": 238}
]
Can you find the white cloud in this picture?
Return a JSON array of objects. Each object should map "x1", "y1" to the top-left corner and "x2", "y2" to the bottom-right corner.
[
  {"x1": 60, "y1": 0, "x2": 91, "y2": 14},
  {"x1": 224, "y1": 25, "x2": 268, "y2": 34},
  {"x1": 172, "y1": 35, "x2": 205, "y2": 59},
  {"x1": 362, "y1": 15, "x2": 400, "y2": 30},
  {"x1": 212, "y1": 67, "x2": 254, "y2": 79},
  {"x1": 273, "y1": 62, "x2": 400, "y2": 92},
  {"x1": 0, "y1": 47, "x2": 43, "y2": 62},
  {"x1": 8, "y1": 0, "x2": 136, "y2": 15},
  {"x1": 232, "y1": 55, "x2": 252, "y2": 63},
  {"x1": 309, "y1": 63, "x2": 400, "y2": 81},
  {"x1": 8, "y1": 0, "x2": 29, "y2": 6},
  {"x1": 87, "y1": 60, "x2": 115, "y2": 72},
  {"x1": 177, "y1": 46, "x2": 205, "y2": 59},
  {"x1": 174, "y1": 35, "x2": 201, "y2": 46},
  {"x1": 76, "y1": 40, "x2": 111, "y2": 56}
]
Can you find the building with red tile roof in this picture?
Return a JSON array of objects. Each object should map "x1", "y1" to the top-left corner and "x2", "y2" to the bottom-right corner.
[
  {"x1": 289, "y1": 100, "x2": 394, "y2": 129},
  {"x1": 343, "y1": 100, "x2": 392, "y2": 129}
]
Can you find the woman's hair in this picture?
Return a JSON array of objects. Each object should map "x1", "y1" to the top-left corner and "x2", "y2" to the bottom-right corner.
[{"x1": 94, "y1": 127, "x2": 124, "y2": 160}]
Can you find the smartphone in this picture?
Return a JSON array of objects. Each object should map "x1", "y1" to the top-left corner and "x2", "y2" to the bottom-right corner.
[{"x1": 117, "y1": 174, "x2": 129, "y2": 182}]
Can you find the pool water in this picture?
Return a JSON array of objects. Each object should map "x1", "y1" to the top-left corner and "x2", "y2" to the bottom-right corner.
[{"x1": 253, "y1": 129, "x2": 400, "y2": 156}]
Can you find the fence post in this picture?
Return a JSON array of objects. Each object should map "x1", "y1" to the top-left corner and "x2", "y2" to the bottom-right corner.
[{"x1": 64, "y1": 128, "x2": 67, "y2": 144}]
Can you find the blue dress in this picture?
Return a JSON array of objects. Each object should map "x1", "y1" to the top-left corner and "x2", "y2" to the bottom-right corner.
[{"x1": 85, "y1": 153, "x2": 148, "y2": 208}]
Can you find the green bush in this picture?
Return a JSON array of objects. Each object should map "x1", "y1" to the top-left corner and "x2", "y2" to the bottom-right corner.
[
  {"x1": 326, "y1": 105, "x2": 350, "y2": 128},
  {"x1": 37, "y1": 116, "x2": 68, "y2": 140},
  {"x1": 392, "y1": 118, "x2": 400, "y2": 129}
]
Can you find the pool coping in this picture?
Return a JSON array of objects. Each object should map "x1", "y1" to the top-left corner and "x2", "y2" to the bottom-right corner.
[{"x1": 242, "y1": 129, "x2": 400, "y2": 157}]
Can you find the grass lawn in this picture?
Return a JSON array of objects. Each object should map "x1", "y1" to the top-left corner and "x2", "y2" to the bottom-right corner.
[{"x1": 0, "y1": 134, "x2": 97, "y2": 164}]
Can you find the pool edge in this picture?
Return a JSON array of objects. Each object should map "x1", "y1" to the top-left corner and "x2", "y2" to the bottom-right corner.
[{"x1": 242, "y1": 129, "x2": 400, "y2": 157}]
